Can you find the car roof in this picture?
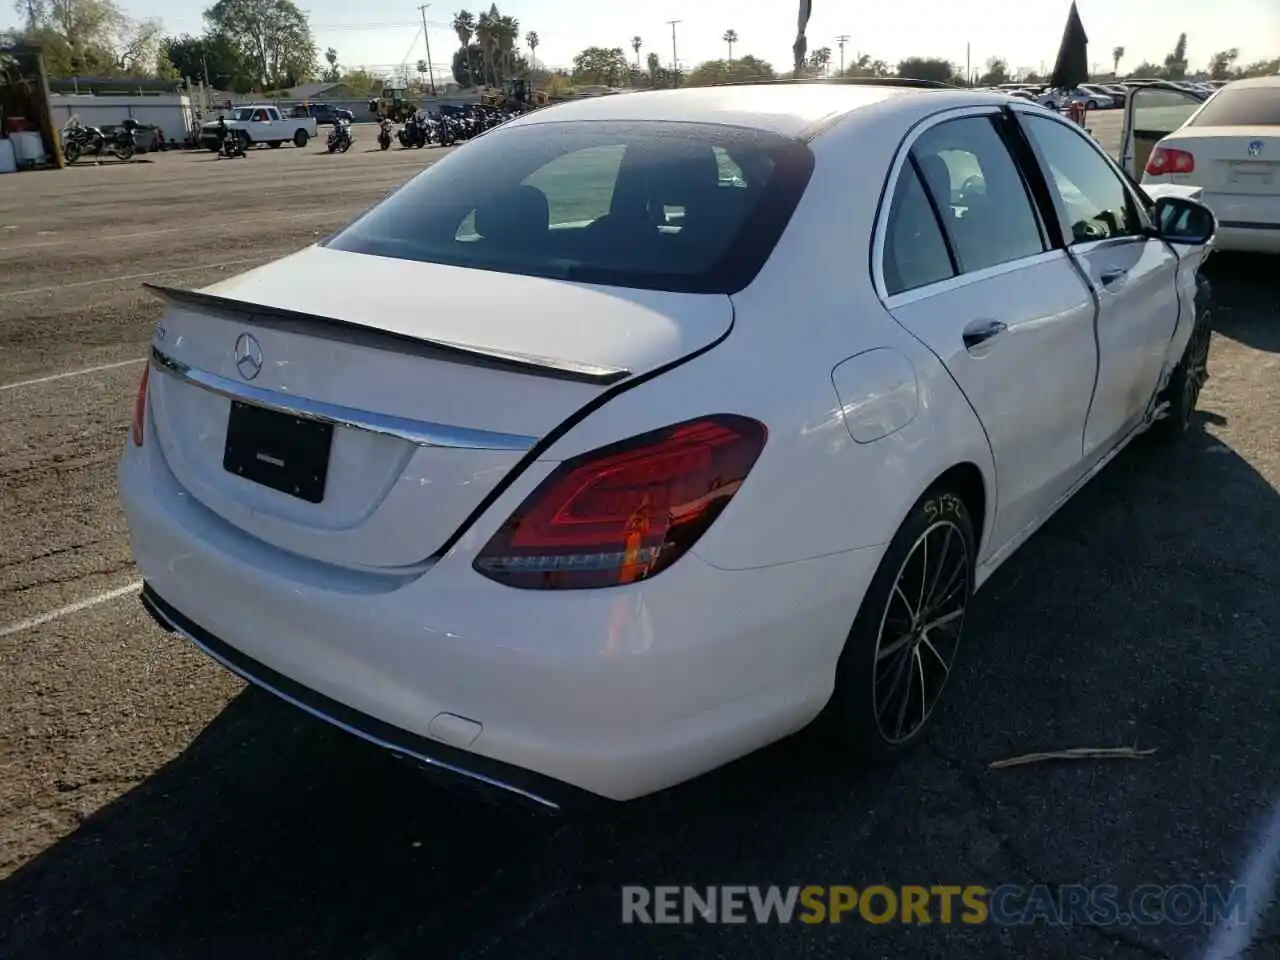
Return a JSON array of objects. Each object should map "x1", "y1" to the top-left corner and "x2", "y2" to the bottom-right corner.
[
  {"x1": 1224, "y1": 75, "x2": 1280, "y2": 90},
  {"x1": 502, "y1": 82, "x2": 1021, "y2": 139}
]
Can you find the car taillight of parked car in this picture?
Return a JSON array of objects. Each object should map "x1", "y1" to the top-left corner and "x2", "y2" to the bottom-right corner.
[
  {"x1": 474, "y1": 415, "x2": 767, "y2": 590},
  {"x1": 131, "y1": 364, "x2": 149, "y2": 447},
  {"x1": 1146, "y1": 147, "x2": 1196, "y2": 175}
]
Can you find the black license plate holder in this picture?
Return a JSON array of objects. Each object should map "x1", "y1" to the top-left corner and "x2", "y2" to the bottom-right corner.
[{"x1": 223, "y1": 401, "x2": 334, "y2": 503}]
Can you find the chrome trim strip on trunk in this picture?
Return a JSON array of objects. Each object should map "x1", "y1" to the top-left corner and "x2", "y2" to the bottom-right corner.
[
  {"x1": 139, "y1": 589, "x2": 561, "y2": 811},
  {"x1": 143, "y1": 283, "x2": 632, "y2": 386},
  {"x1": 150, "y1": 346, "x2": 538, "y2": 452}
]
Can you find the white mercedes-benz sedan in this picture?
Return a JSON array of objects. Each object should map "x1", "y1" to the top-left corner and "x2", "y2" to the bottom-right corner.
[
  {"x1": 1123, "y1": 75, "x2": 1279, "y2": 253},
  {"x1": 120, "y1": 79, "x2": 1217, "y2": 810}
]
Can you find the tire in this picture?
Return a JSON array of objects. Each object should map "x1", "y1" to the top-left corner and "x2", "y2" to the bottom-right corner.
[
  {"x1": 379, "y1": 138, "x2": 390, "y2": 151},
  {"x1": 327, "y1": 142, "x2": 336, "y2": 153},
  {"x1": 1149, "y1": 299, "x2": 1212, "y2": 442},
  {"x1": 1087, "y1": 99, "x2": 1097, "y2": 109},
  {"x1": 64, "y1": 141, "x2": 82, "y2": 164},
  {"x1": 113, "y1": 141, "x2": 135, "y2": 161},
  {"x1": 269, "y1": 140, "x2": 282, "y2": 148},
  {"x1": 293, "y1": 130, "x2": 309, "y2": 148},
  {"x1": 825, "y1": 486, "x2": 977, "y2": 761}
]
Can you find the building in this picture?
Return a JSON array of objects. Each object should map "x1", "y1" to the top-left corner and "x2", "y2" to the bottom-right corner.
[{"x1": 272, "y1": 81, "x2": 353, "y2": 101}]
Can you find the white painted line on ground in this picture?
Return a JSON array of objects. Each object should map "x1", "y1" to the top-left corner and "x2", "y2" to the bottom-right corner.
[
  {"x1": 0, "y1": 225, "x2": 187, "y2": 253},
  {"x1": 0, "y1": 256, "x2": 264, "y2": 299},
  {"x1": 0, "y1": 580, "x2": 143, "y2": 639},
  {"x1": 0, "y1": 357, "x2": 145, "y2": 392},
  {"x1": 1201, "y1": 796, "x2": 1280, "y2": 960}
]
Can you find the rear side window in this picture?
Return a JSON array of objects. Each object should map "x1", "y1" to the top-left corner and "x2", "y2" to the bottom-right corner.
[
  {"x1": 910, "y1": 116, "x2": 1046, "y2": 273},
  {"x1": 1189, "y1": 87, "x2": 1280, "y2": 126},
  {"x1": 882, "y1": 162, "x2": 956, "y2": 296},
  {"x1": 325, "y1": 120, "x2": 815, "y2": 294}
]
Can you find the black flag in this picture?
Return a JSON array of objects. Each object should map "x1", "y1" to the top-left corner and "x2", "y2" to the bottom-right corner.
[
  {"x1": 1050, "y1": 1, "x2": 1089, "y2": 90},
  {"x1": 793, "y1": 0, "x2": 813, "y2": 78}
]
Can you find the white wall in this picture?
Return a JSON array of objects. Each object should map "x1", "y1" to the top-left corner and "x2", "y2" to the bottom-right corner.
[{"x1": 48, "y1": 95, "x2": 197, "y2": 143}]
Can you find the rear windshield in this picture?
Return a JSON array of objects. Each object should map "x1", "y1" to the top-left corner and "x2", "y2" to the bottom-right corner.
[
  {"x1": 1189, "y1": 87, "x2": 1280, "y2": 127},
  {"x1": 323, "y1": 120, "x2": 815, "y2": 294}
]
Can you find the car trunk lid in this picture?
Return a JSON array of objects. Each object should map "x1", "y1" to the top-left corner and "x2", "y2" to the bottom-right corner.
[
  {"x1": 145, "y1": 245, "x2": 733, "y2": 570},
  {"x1": 1159, "y1": 128, "x2": 1280, "y2": 198}
]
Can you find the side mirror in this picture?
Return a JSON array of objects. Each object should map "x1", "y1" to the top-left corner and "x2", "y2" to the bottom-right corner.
[{"x1": 1151, "y1": 196, "x2": 1216, "y2": 246}]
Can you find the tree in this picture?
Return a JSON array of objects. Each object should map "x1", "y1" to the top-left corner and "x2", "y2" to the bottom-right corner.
[
  {"x1": 162, "y1": 32, "x2": 246, "y2": 89},
  {"x1": 631, "y1": 35, "x2": 641, "y2": 68},
  {"x1": 686, "y1": 54, "x2": 774, "y2": 87},
  {"x1": 806, "y1": 46, "x2": 831, "y2": 76},
  {"x1": 451, "y1": 10, "x2": 476, "y2": 87},
  {"x1": 979, "y1": 56, "x2": 1010, "y2": 86},
  {"x1": 722, "y1": 29, "x2": 737, "y2": 61},
  {"x1": 897, "y1": 56, "x2": 953, "y2": 83},
  {"x1": 338, "y1": 67, "x2": 381, "y2": 96},
  {"x1": 451, "y1": 41, "x2": 482, "y2": 86},
  {"x1": 1128, "y1": 60, "x2": 1162, "y2": 79},
  {"x1": 14, "y1": 0, "x2": 166, "y2": 77},
  {"x1": 1238, "y1": 57, "x2": 1280, "y2": 78},
  {"x1": 1163, "y1": 32, "x2": 1188, "y2": 80},
  {"x1": 526, "y1": 29, "x2": 538, "y2": 69},
  {"x1": 1111, "y1": 45, "x2": 1124, "y2": 75},
  {"x1": 572, "y1": 45, "x2": 629, "y2": 86},
  {"x1": 840, "y1": 53, "x2": 890, "y2": 77},
  {"x1": 474, "y1": 4, "x2": 520, "y2": 87},
  {"x1": 321, "y1": 46, "x2": 339, "y2": 82},
  {"x1": 204, "y1": 0, "x2": 317, "y2": 91},
  {"x1": 1208, "y1": 48, "x2": 1239, "y2": 80}
]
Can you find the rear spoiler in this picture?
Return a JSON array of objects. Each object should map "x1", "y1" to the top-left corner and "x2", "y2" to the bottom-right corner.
[{"x1": 143, "y1": 283, "x2": 631, "y2": 386}]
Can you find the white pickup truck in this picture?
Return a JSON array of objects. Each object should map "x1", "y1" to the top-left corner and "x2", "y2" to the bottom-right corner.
[{"x1": 198, "y1": 105, "x2": 317, "y2": 151}]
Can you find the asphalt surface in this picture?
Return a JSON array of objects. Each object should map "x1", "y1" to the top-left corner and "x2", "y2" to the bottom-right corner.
[{"x1": 2, "y1": 112, "x2": 1279, "y2": 960}]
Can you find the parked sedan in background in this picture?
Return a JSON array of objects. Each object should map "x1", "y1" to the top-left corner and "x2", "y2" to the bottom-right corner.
[
  {"x1": 1076, "y1": 84, "x2": 1118, "y2": 108},
  {"x1": 1125, "y1": 75, "x2": 1280, "y2": 253},
  {"x1": 290, "y1": 103, "x2": 356, "y2": 125},
  {"x1": 121, "y1": 80, "x2": 1218, "y2": 809}
]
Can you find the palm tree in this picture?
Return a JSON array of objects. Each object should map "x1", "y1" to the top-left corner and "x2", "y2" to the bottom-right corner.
[
  {"x1": 494, "y1": 11, "x2": 520, "y2": 84},
  {"x1": 631, "y1": 35, "x2": 642, "y2": 68},
  {"x1": 1112, "y1": 45, "x2": 1125, "y2": 76},
  {"x1": 453, "y1": 11, "x2": 476, "y2": 86},
  {"x1": 526, "y1": 30, "x2": 539, "y2": 69},
  {"x1": 722, "y1": 29, "x2": 738, "y2": 62},
  {"x1": 475, "y1": 6, "x2": 497, "y2": 86}
]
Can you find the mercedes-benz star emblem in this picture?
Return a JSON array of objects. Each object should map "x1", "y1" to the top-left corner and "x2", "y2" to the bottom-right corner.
[
  {"x1": 1248, "y1": 140, "x2": 1264, "y2": 157},
  {"x1": 234, "y1": 333, "x2": 263, "y2": 381}
]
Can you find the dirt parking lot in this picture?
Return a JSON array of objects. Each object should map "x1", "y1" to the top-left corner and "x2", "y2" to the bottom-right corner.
[{"x1": 1, "y1": 115, "x2": 1279, "y2": 960}]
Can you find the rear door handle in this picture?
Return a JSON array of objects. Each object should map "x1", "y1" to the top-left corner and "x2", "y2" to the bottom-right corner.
[
  {"x1": 962, "y1": 319, "x2": 1008, "y2": 349},
  {"x1": 1100, "y1": 268, "x2": 1129, "y2": 287}
]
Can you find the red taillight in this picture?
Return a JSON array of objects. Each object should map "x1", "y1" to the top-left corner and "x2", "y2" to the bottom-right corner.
[
  {"x1": 474, "y1": 415, "x2": 767, "y2": 590},
  {"x1": 131, "y1": 364, "x2": 149, "y2": 446},
  {"x1": 1146, "y1": 147, "x2": 1195, "y2": 175}
]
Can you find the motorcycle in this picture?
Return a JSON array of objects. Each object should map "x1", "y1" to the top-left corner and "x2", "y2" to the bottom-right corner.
[
  {"x1": 218, "y1": 127, "x2": 249, "y2": 159},
  {"x1": 377, "y1": 118, "x2": 393, "y2": 151},
  {"x1": 397, "y1": 113, "x2": 427, "y2": 149},
  {"x1": 61, "y1": 116, "x2": 137, "y2": 163},
  {"x1": 327, "y1": 118, "x2": 353, "y2": 153}
]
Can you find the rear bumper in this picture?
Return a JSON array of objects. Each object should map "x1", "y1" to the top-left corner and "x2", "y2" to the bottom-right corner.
[
  {"x1": 119, "y1": 432, "x2": 871, "y2": 803},
  {"x1": 140, "y1": 585, "x2": 597, "y2": 813},
  {"x1": 1213, "y1": 222, "x2": 1280, "y2": 254}
]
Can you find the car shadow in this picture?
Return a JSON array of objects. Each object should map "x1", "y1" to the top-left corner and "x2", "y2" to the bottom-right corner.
[
  {"x1": 1, "y1": 285, "x2": 1277, "y2": 960},
  {"x1": 1205, "y1": 253, "x2": 1280, "y2": 353}
]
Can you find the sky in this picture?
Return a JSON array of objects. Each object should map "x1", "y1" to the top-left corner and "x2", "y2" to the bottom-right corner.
[{"x1": 7, "y1": 0, "x2": 1279, "y2": 82}]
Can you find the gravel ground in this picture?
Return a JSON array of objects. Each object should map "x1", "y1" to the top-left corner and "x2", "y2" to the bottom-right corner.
[{"x1": 1, "y1": 114, "x2": 1278, "y2": 960}]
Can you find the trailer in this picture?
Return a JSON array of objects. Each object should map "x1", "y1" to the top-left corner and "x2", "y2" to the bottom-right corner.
[{"x1": 47, "y1": 93, "x2": 198, "y2": 147}]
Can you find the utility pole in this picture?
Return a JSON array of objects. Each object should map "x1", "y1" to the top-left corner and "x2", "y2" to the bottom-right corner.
[
  {"x1": 836, "y1": 35, "x2": 849, "y2": 76},
  {"x1": 417, "y1": 3, "x2": 436, "y2": 97},
  {"x1": 666, "y1": 19, "x2": 681, "y2": 87},
  {"x1": 966, "y1": 42, "x2": 971, "y2": 86}
]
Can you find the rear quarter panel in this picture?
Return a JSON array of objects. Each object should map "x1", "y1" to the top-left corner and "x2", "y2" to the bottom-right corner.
[{"x1": 522, "y1": 100, "x2": 998, "y2": 572}]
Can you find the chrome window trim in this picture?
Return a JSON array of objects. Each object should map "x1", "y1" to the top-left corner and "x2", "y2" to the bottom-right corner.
[
  {"x1": 871, "y1": 104, "x2": 1053, "y2": 302},
  {"x1": 150, "y1": 346, "x2": 539, "y2": 453},
  {"x1": 882, "y1": 248, "x2": 1066, "y2": 309}
]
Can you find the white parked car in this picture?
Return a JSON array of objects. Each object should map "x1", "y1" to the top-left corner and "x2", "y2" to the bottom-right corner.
[
  {"x1": 120, "y1": 80, "x2": 1217, "y2": 809},
  {"x1": 1069, "y1": 86, "x2": 1116, "y2": 109},
  {"x1": 1122, "y1": 76, "x2": 1279, "y2": 253}
]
